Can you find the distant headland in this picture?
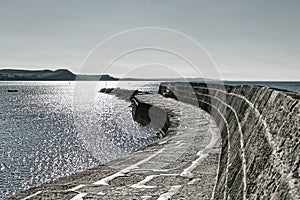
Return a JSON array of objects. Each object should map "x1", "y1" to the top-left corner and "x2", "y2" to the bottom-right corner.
[
  {"x1": 0, "y1": 69, "x2": 214, "y2": 82},
  {"x1": 0, "y1": 69, "x2": 218, "y2": 82},
  {"x1": 0, "y1": 69, "x2": 118, "y2": 81}
]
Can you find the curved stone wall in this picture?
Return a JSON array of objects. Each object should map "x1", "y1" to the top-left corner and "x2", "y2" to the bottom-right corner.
[
  {"x1": 131, "y1": 98, "x2": 170, "y2": 137},
  {"x1": 159, "y1": 82, "x2": 300, "y2": 200}
]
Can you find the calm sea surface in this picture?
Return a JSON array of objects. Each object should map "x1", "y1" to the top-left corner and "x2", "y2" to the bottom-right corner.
[
  {"x1": 0, "y1": 81, "x2": 159, "y2": 199},
  {"x1": 0, "y1": 81, "x2": 299, "y2": 199}
]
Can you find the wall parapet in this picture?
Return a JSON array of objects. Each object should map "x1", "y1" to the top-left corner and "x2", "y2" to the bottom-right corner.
[{"x1": 159, "y1": 82, "x2": 300, "y2": 200}]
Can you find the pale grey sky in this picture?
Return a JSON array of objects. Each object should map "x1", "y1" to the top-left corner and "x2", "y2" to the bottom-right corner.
[{"x1": 0, "y1": 0, "x2": 299, "y2": 80}]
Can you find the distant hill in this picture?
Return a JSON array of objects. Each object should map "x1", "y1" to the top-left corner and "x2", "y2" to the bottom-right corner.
[
  {"x1": 76, "y1": 74, "x2": 118, "y2": 81},
  {"x1": 0, "y1": 69, "x2": 119, "y2": 81}
]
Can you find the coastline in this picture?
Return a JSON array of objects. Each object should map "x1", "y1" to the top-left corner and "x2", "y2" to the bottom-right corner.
[
  {"x1": 5, "y1": 83, "x2": 300, "y2": 199},
  {"x1": 7, "y1": 92, "x2": 221, "y2": 199}
]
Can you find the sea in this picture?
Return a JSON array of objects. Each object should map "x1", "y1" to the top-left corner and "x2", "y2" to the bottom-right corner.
[
  {"x1": 0, "y1": 81, "x2": 160, "y2": 199},
  {"x1": 0, "y1": 81, "x2": 299, "y2": 199}
]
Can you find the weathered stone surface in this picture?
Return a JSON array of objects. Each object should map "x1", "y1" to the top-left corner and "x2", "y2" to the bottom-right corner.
[
  {"x1": 8, "y1": 83, "x2": 299, "y2": 199},
  {"x1": 159, "y1": 82, "x2": 300, "y2": 200}
]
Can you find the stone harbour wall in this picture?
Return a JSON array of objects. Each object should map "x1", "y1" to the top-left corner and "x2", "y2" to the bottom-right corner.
[
  {"x1": 7, "y1": 84, "x2": 299, "y2": 200},
  {"x1": 9, "y1": 94, "x2": 222, "y2": 200},
  {"x1": 158, "y1": 82, "x2": 300, "y2": 200},
  {"x1": 131, "y1": 98, "x2": 169, "y2": 137}
]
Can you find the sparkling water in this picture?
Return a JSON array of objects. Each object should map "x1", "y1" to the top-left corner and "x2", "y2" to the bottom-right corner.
[{"x1": 0, "y1": 81, "x2": 159, "y2": 199}]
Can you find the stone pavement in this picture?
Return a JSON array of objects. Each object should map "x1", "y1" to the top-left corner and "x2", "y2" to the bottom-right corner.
[{"x1": 9, "y1": 95, "x2": 221, "y2": 200}]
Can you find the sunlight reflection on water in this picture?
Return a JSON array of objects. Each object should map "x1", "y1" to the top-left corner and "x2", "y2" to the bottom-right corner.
[{"x1": 0, "y1": 81, "x2": 159, "y2": 199}]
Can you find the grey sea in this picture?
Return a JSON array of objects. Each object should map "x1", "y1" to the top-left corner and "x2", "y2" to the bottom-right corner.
[
  {"x1": 0, "y1": 81, "x2": 159, "y2": 199},
  {"x1": 0, "y1": 80, "x2": 299, "y2": 199}
]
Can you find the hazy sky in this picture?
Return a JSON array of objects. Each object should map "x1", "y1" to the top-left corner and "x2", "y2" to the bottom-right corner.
[{"x1": 0, "y1": 0, "x2": 299, "y2": 80}]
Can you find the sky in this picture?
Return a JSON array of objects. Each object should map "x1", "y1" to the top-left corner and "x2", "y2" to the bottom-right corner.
[{"x1": 0, "y1": 0, "x2": 299, "y2": 80}]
